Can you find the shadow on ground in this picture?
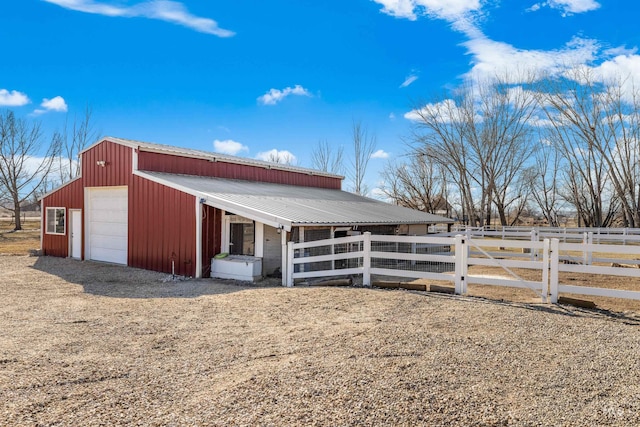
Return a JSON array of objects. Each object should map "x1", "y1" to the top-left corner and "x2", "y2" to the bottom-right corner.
[
  {"x1": 415, "y1": 288, "x2": 640, "y2": 325},
  {"x1": 30, "y1": 255, "x2": 278, "y2": 299},
  {"x1": 27, "y1": 255, "x2": 640, "y2": 324}
]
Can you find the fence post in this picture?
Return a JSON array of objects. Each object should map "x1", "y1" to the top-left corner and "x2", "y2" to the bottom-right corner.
[
  {"x1": 286, "y1": 241, "x2": 294, "y2": 287},
  {"x1": 530, "y1": 229, "x2": 539, "y2": 261},
  {"x1": 463, "y1": 236, "x2": 469, "y2": 294},
  {"x1": 454, "y1": 234, "x2": 467, "y2": 295},
  {"x1": 549, "y1": 238, "x2": 559, "y2": 303},
  {"x1": 541, "y1": 238, "x2": 550, "y2": 303},
  {"x1": 582, "y1": 232, "x2": 593, "y2": 265},
  {"x1": 362, "y1": 232, "x2": 371, "y2": 287}
]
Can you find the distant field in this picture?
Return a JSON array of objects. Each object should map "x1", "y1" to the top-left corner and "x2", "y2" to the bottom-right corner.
[{"x1": 0, "y1": 218, "x2": 41, "y2": 255}]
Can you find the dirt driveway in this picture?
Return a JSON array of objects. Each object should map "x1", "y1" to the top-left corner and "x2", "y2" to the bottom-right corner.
[{"x1": 1, "y1": 255, "x2": 640, "y2": 426}]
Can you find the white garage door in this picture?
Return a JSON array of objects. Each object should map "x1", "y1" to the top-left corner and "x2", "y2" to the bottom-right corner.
[{"x1": 88, "y1": 187, "x2": 128, "y2": 264}]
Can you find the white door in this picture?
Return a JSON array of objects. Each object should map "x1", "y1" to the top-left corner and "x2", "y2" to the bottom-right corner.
[
  {"x1": 70, "y1": 210, "x2": 82, "y2": 259},
  {"x1": 87, "y1": 187, "x2": 128, "y2": 264}
]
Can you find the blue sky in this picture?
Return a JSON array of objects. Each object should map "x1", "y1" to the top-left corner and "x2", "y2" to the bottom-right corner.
[{"x1": 2, "y1": 0, "x2": 639, "y2": 193}]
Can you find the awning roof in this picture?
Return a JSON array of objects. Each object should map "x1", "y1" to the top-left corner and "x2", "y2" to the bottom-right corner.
[{"x1": 137, "y1": 171, "x2": 454, "y2": 231}]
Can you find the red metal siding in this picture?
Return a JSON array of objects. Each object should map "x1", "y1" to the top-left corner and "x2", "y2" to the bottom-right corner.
[
  {"x1": 83, "y1": 140, "x2": 133, "y2": 187},
  {"x1": 201, "y1": 205, "x2": 222, "y2": 278},
  {"x1": 138, "y1": 151, "x2": 342, "y2": 189},
  {"x1": 42, "y1": 140, "x2": 133, "y2": 259},
  {"x1": 130, "y1": 175, "x2": 197, "y2": 277},
  {"x1": 41, "y1": 179, "x2": 84, "y2": 257}
]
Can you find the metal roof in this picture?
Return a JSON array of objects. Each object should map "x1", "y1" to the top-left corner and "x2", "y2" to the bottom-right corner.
[
  {"x1": 138, "y1": 171, "x2": 454, "y2": 231},
  {"x1": 83, "y1": 136, "x2": 344, "y2": 180}
]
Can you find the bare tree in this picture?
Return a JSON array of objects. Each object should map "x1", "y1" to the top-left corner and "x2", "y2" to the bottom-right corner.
[
  {"x1": 409, "y1": 74, "x2": 537, "y2": 226},
  {"x1": 599, "y1": 76, "x2": 640, "y2": 226},
  {"x1": 536, "y1": 68, "x2": 629, "y2": 227},
  {"x1": 473, "y1": 79, "x2": 537, "y2": 225},
  {"x1": 58, "y1": 106, "x2": 97, "y2": 183},
  {"x1": 530, "y1": 139, "x2": 564, "y2": 226},
  {"x1": 310, "y1": 139, "x2": 344, "y2": 175},
  {"x1": 379, "y1": 154, "x2": 446, "y2": 213},
  {"x1": 411, "y1": 92, "x2": 479, "y2": 225},
  {"x1": 559, "y1": 159, "x2": 618, "y2": 227},
  {"x1": 350, "y1": 120, "x2": 376, "y2": 196},
  {"x1": 0, "y1": 111, "x2": 61, "y2": 230}
]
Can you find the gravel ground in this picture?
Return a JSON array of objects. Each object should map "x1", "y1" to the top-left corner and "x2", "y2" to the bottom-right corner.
[{"x1": 1, "y1": 255, "x2": 640, "y2": 426}]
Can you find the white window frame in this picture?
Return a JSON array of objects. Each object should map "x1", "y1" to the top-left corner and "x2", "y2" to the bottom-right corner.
[{"x1": 46, "y1": 207, "x2": 66, "y2": 235}]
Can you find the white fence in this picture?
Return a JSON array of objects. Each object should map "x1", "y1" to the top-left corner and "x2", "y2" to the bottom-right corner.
[
  {"x1": 286, "y1": 232, "x2": 640, "y2": 304},
  {"x1": 447, "y1": 225, "x2": 640, "y2": 245}
]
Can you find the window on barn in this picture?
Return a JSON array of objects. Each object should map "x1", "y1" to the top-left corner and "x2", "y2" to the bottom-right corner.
[
  {"x1": 229, "y1": 217, "x2": 255, "y2": 256},
  {"x1": 46, "y1": 207, "x2": 66, "y2": 235}
]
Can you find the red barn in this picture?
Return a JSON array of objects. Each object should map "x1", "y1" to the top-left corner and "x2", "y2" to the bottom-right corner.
[{"x1": 40, "y1": 137, "x2": 453, "y2": 283}]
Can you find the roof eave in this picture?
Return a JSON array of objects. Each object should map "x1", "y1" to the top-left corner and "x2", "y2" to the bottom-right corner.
[
  {"x1": 290, "y1": 220, "x2": 453, "y2": 227},
  {"x1": 134, "y1": 170, "x2": 294, "y2": 231},
  {"x1": 37, "y1": 176, "x2": 82, "y2": 201}
]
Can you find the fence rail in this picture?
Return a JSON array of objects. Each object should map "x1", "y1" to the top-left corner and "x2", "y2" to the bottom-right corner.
[
  {"x1": 446, "y1": 225, "x2": 640, "y2": 245},
  {"x1": 286, "y1": 232, "x2": 640, "y2": 305}
]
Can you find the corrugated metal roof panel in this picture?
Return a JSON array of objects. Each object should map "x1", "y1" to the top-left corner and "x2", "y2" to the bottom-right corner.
[{"x1": 139, "y1": 171, "x2": 454, "y2": 226}]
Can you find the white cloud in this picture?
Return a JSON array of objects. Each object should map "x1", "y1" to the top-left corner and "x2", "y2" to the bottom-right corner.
[
  {"x1": 0, "y1": 89, "x2": 30, "y2": 106},
  {"x1": 373, "y1": 0, "x2": 483, "y2": 21},
  {"x1": 371, "y1": 149, "x2": 390, "y2": 159},
  {"x1": 42, "y1": 0, "x2": 235, "y2": 37},
  {"x1": 463, "y1": 35, "x2": 599, "y2": 83},
  {"x1": 527, "y1": 0, "x2": 600, "y2": 16},
  {"x1": 42, "y1": 96, "x2": 68, "y2": 112},
  {"x1": 373, "y1": 0, "x2": 603, "y2": 89},
  {"x1": 257, "y1": 85, "x2": 311, "y2": 106},
  {"x1": 405, "y1": 98, "x2": 461, "y2": 122},
  {"x1": 400, "y1": 74, "x2": 419, "y2": 88},
  {"x1": 603, "y1": 46, "x2": 638, "y2": 58},
  {"x1": 213, "y1": 139, "x2": 248, "y2": 155},
  {"x1": 580, "y1": 54, "x2": 640, "y2": 102},
  {"x1": 591, "y1": 54, "x2": 640, "y2": 82},
  {"x1": 374, "y1": 0, "x2": 420, "y2": 20},
  {"x1": 389, "y1": 112, "x2": 396, "y2": 120},
  {"x1": 33, "y1": 96, "x2": 68, "y2": 115},
  {"x1": 255, "y1": 149, "x2": 297, "y2": 165}
]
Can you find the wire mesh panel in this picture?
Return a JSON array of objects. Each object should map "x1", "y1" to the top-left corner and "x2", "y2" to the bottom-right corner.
[
  {"x1": 290, "y1": 234, "x2": 364, "y2": 278},
  {"x1": 288, "y1": 233, "x2": 463, "y2": 286},
  {"x1": 293, "y1": 227, "x2": 335, "y2": 273},
  {"x1": 370, "y1": 238, "x2": 454, "y2": 274}
]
